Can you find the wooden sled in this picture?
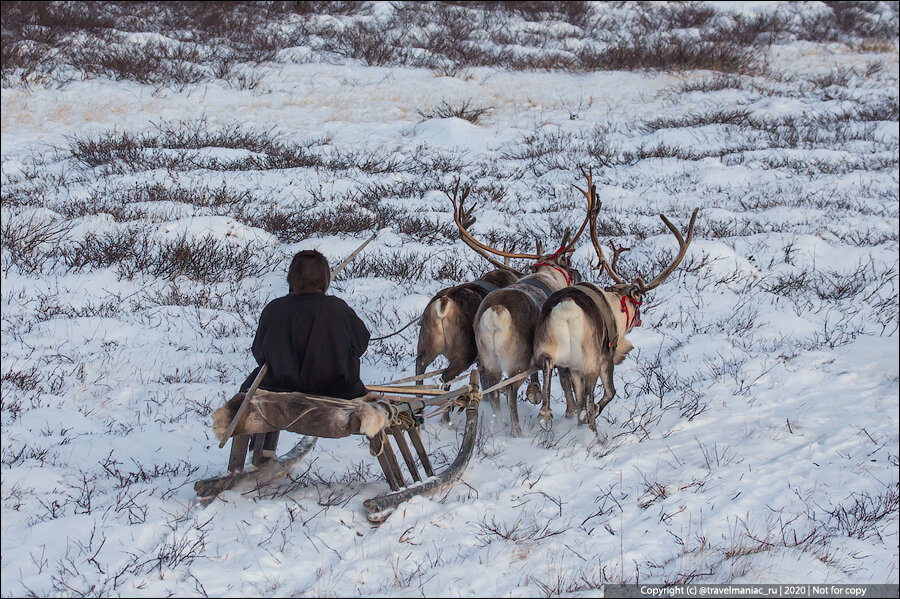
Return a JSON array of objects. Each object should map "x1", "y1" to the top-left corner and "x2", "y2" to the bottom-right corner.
[{"x1": 194, "y1": 372, "x2": 481, "y2": 521}]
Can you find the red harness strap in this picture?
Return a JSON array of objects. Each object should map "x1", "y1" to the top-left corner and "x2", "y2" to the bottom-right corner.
[
  {"x1": 620, "y1": 296, "x2": 642, "y2": 330},
  {"x1": 533, "y1": 246, "x2": 573, "y2": 286},
  {"x1": 533, "y1": 263, "x2": 572, "y2": 286}
]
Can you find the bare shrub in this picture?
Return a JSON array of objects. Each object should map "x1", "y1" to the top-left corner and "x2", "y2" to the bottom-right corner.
[
  {"x1": 794, "y1": 1, "x2": 899, "y2": 42},
  {"x1": 642, "y1": 108, "x2": 751, "y2": 132},
  {"x1": 386, "y1": 212, "x2": 458, "y2": 244},
  {"x1": 322, "y1": 20, "x2": 409, "y2": 67},
  {"x1": 5, "y1": 1, "x2": 897, "y2": 87},
  {"x1": 417, "y1": 99, "x2": 494, "y2": 124},
  {"x1": 65, "y1": 120, "x2": 331, "y2": 172},
  {"x1": 1, "y1": 364, "x2": 42, "y2": 391},
  {"x1": 326, "y1": 147, "x2": 407, "y2": 175},
  {"x1": 853, "y1": 94, "x2": 900, "y2": 122},
  {"x1": 430, "y1": 253, "x2": 472, "y2": 282},
  {"x1": 829, "y1": 485, "x2": 900, "y2": 541},
  {"x1": 501, "y1": 129, "x2": 583, "y2": 176},
  {"x1": 63, "y1": 228, "x2": 276, "y2": 283},
  {"x1": 579, "y1": 37, "x2": 761, "y2": 75},
  {"x1": 469, "y1": 1, "x2": 594, "y2": 29},
  {"x1": 335, "y1": 250, "x2": 430, "y2": 284},
  {"x1": 675, "y1": 74, "x2": 747, "y2": 93},
  {"x1": 0, "y1": 211, "x2": 72, "y2": 275},
  {"x1": 243, "y1": 203, "x2": 376, "y2": 242},
  {"x1": 67, "y1": 37, "x2": 209, "y2": 88},
  {"x1": 475, "y1": 513, "x2": 566, "y2": 546}
]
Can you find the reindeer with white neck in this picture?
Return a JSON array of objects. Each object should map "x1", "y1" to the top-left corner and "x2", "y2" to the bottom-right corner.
[{"x1": 533, "y1": 169, "x2": 698, "y2": 432}]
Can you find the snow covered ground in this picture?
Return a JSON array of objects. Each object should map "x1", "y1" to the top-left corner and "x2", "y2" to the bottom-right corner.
[{"x1": 2, "y1": 2, "x2": 898, "y2": 596}]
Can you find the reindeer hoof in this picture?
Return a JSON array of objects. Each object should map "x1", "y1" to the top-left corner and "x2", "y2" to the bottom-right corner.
[
  {"x1": 525, "y1": 383, "x2": 541, "y2": 405},
  {"x1": 539, "y1": 412, "x2": 553, "y2": 430},
  {"x1": 565, "y1": 409, "x2": 576, "y2": 419},
  {"x1": 578, "y1": 409, "x2": 588, "y2": 425}
]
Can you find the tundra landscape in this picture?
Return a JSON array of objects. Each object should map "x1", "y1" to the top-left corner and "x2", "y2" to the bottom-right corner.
[{"x1": 1, "y1": 2, "x2": 898, "y2": 595}]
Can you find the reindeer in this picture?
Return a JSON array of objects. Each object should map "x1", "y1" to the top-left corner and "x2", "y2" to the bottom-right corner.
[
  {"x1": 448, "y1": 182, "x2": 591, "y2": 436},
  {"x1": 533, "y1": 169, "x2": 698, "y2": 431},
  {"x1": 416, "y1": 189, "x2": 525, "y2": 426},
  {"x1": 415, "y1": 267, "x2": 518, "y2": 395}
]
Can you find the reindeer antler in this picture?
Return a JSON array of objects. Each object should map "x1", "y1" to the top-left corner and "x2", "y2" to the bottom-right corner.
[
  {"x1": 636, "y1": 208, "x2": 699, "y2": 293},
  {"x1": 556, "y1": 166, "x2": 596, "y2": 256},
  {"x1": 609, "y1": 242, "x2": 631, "y2": 272},
  {"x1": 577, "y1": 168, "x2": 629, "y2": 285},
  {"x1": 588, "y1": 202, "x2": 628, "y2": 285},
  {"x1": 447, "y1": 179, "x2": 529, "y2": 275},
  {"x1": 448, "y1": 179, "x2": 541, "y2": 261}
]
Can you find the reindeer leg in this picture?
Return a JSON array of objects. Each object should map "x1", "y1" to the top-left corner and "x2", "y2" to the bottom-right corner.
[
  {"x1": 584, "y1": 372, "x2": 601, "y2": 432},
  {"x1": 538, "y1": 357, "x2": 554, "y2": 430},
  {"x1": 506, "y1": 378, "x2": 523, "y2": 437},
  {"x1": 559, "y1": 367, "x2": 577, "y2": 418},
  {"x1": 573, "y1": 374, "x2": 588, "y2": 426},
  {"x1": 526, "y1": 371, "x2": 541, "y2": 405},
  {"x1": 596, "y1": 356, "x2": 616, "y2": 416},
  {"x1": 415, "y1": 350, "x2": 438, "y2": 383},
  {"x1": 441, "y1": 357, "x2": 469, "y2": 426},
  {"x1": 479, "y1": 366, "x2": 501, "y2": 415}
]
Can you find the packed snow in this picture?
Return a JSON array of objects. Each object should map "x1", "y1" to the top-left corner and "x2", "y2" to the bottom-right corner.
[{"x1": 2, "y1": 1, "x2": 897, "y2": 596}]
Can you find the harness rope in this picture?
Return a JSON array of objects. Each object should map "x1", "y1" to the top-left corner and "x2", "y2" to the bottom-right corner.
[
  {"x1": 620, "y1": 295, "x2": 642, "y2": 329},
  {"x1": 371, "y1": 280, "x2": 500, "y2": 343},
  {"x1": 370, "y1": 315, "x2": 422, "y2": 341}
]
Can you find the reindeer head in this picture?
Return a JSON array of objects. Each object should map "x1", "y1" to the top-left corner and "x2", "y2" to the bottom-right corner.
[
  {"x1": 575, "y1": 167, "x2": 699, "y2": 328},
  {"x1": 448, "y1": 179, "x2": 591, "y2": 283}
]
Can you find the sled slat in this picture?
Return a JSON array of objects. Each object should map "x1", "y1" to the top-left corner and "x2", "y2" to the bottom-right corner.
[
  {"x1": 381, "y1": 432, "x2": 406, "y2": 488},
  {"x1": 407, "y1": 426, "x2": 434, "y2": 477},
  {"x1": 251, "y1": 433, "x2": 268, "y2": 466},
  {"x1": 391, "y1": 428, "x2": 421, "y2": 482},
  {"x1": 227, "y1": 435, "x2": 250, "y2": 473},
  {"x1": 370, "y1": 434, "x2": 401, "y2": 491}
]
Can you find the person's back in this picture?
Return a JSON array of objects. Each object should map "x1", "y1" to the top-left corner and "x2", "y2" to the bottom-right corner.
[{"x1": 241, "y1": 250, "x2": 370, "y2": 400}]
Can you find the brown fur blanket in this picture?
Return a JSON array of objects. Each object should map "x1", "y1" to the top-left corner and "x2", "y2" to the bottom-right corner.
[{"x1": 212, "y1": 391, "x2": 392, "y2": 440}]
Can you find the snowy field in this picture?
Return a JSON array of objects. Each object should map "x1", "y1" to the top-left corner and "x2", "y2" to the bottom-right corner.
[{"x1": 2, "y1": 1, "x2": 898, "y2": 595}]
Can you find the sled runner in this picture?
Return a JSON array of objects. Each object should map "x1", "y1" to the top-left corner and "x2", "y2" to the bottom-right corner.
[{"x1": 195, "y1": 371, "x2": 482, "y2": 522}]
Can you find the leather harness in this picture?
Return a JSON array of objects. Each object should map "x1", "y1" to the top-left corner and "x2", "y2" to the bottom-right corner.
[
  {"x1": 574, "y1": 282, "x2": 619, "y2": 351},
  {"x1": 471, "y1": 279, "x2": 501, "y2": 295},
  {"x1": 519, "y1": 277, "x2": 555, "y2": 299}
]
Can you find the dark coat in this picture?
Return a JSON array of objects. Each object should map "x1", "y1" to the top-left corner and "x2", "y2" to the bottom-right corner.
[{"x1": 240, "y1": 292, "x2": 370, "y2": 399}]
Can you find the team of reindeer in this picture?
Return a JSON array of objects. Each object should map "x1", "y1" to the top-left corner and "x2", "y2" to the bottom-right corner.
[{"x1": 416, "y1": 169, "x2": 699, "y2": 436}]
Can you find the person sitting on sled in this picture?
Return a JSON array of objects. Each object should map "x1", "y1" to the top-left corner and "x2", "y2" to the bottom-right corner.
[{"x1": 240, "y1": 249, "x2": 370, "y2": 400}]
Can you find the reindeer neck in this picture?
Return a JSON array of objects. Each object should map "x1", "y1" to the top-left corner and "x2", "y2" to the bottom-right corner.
[
  {"x1": 529, "y1": 265, "x2": 571, "y2": 291},
  {"x1": 599, "y1": 286, "x2": 642, "y2": 333}
]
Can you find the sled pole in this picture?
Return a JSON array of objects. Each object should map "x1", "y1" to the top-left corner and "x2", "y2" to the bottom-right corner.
[
  {"x1": 365, "y1": 385, "x2": 446, "y2": 396},
  {"x1": 382, "y1": 368, "x2": 447, "y2": 385},
  {"x1": 331, "y1": 231, "x2": 378, "y2": 279},
  {"x1": 196, "y1": 436, "x2": 318, "y2": 498},
  {"x1": 364, "y1": 371, "x2": 481, "y2": 520},
  {"x1": 219, "y1": 363, "x2": 269, "y2": 448},
  {"x1": 479, "y1": 368, "x2": 538, "y2": 396}
]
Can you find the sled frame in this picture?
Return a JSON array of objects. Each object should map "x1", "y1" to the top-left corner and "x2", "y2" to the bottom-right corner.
[{"x1": 195, "y1": 372, "x2": 481, "y2": 520}]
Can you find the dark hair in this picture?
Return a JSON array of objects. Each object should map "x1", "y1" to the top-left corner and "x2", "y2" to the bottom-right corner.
[{"x1": 287, "y1": 250, "x2": 331, "y2": 294}]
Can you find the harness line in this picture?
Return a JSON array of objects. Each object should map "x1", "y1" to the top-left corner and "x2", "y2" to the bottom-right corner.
[{"x1": 370, "y1": 315, "x2": 422, "y2": 341}]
